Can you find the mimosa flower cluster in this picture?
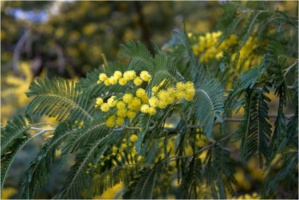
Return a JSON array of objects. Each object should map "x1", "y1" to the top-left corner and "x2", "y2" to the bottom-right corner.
[
  {"x1": 95, "y1": 70, "x2": 196, "y2": 128},
  {"x1": 86, "y1": 134, "x2": 143, "y2": 174},
  {"x1": 191, "y1": 31, "x2": 262, "y2": 71}
]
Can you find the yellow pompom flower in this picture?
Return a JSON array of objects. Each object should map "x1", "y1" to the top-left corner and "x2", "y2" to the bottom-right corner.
[
  {"x1": 148, "y1": 107, "x2": 156, "y2": 115},
  {"x1": 137, "y1": 155, "x2": 144, "y2": 162},
  {"x1": 117, "y1": 108, "x2": 127, "y2": 117},
  {"x1": 106, "y1": 115, "x2": 116, "y2": 127},
  {"x1": 119, "y1": 78, "x2": 127, "y2": 86},
  {"x1": 109, "y1": 76, "x2": 118, "y2": 85},
  {"x1": 116, "y1": 101, "x2": 126, "y2": 110},
  {"x1": 107, "y1": 96, "x2": 117, "y2": 107},
  {"x1": 122, "y1": 93, "x2": 133, "y2": 103},
  {"x1": 116, "y1": 117, "x2": 124, "y2": 126},
  {"x1": 157, "y1": 101, "x2": 167, "y2": 109},
  {"x1": 149, "y1": 96, "x2": 158, "y2": 107},
  {"x1": 96, "y1": 97, "x2": 104, "y2": 106},
  {"x1": 176, "y1": 91, "x2": 185, "y2": 101},
  {"x1": 176, "y1": 82, "x2": 186, "y2": 91},
  {"x1": 123, "y1": 70, "x2": 136, "y2": 81},
  {"x1": 121, "y1": 143, "x2": 127, "y2": 149},
  {"x1": 101, "y1": 103, "x2": 110, "y2": 112},
  {"x1": 130, "y1": 134, "x2": 138, "y2": 142},
  {"x1": 104, "y1": 79, "x2": 111, "y2": 86},
  {"x1": 99, "y1": 73, "x2": 108, "y2": 81},
  {"x1": 128, "y1": 100, "x2": 141, "y2": 111},
  {"x1": 114, "y1": 71, "x2": 122, "y2": 79},
  {"x1": 133, "y1": 77, "x2": 143, "y2": 86},
  {"x1": 185, "y1": 88, "x2": 196, "y2": 101},
  {"x1": 112, "y1": 145, "x2": 118, "y2": 153},
  {"x1": 136, "y1": 88, "x2": 146, "y2": 98},
  {"x1": 126, "y1": 110, "x2": 136, "y2": 119},
  {"x1": 141, "y1": 104, "x2": 150, "y2": 113},
  {"x1": 157, "y1": 90, "x2": 168, "y2": 100},
  {"x1": 140, "y1": 71, "x2": 152, "y2": 82},
  {"x1": 185, "y1": 81, "x2": 194, "y2": 89}
]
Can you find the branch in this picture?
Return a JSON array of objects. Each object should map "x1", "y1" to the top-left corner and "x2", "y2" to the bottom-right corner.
[{"x1": 12, "y1": 30, "x2": 31, "y2": 75}]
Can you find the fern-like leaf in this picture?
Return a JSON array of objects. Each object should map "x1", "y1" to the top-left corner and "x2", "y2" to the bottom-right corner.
[
  {"x1": 20, "y1": 122, "x2": 74, "y2": 198},
  {"x1": 119, "y1": 41, "x2": 154, "y2": 71},
  {"x1": 203, "y1": 144, "x2": 237, "y2": 199},
  {"x1": 1, "y1": 115, "x2": 32, "y2": 189},
  {"x1": 26, "y1": 77, "x2": 93, "y2": 122},
  {"x1": 235, "y1": 87, "x2": 272, "y2": 165},
  {"x1": 57, "y1": 130, "x2": 120, "y2": 198},
  {"x1": 122, "y1": 165, "x2": 160, "y2": 199},
  {"x1": 195, "y1": 78, "x2": 224, "y2": 138}
]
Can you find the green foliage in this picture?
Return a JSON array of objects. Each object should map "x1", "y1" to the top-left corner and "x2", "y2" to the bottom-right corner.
[{"x1": 1, "y1": 1, "x2": 298, "y2": 199}]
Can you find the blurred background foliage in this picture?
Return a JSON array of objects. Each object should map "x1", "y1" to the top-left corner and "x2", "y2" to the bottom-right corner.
[{"x1": 1, "y1": 0, "x2": 297, "y2": 199}]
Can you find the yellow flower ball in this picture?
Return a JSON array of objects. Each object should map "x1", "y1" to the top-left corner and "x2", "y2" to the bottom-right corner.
[
  {"x1": 130, "y1": 134, "x2": 138, "y2": 142},
  {"x1": 116, "y1": 101, "x2": 126, "y2": 110},
  {"x1": 149, "y1": 96, "x2": 158, "y2": 107},
  {"x1": 148, "y1": 107, "x2": 156, "y2": 115},
  {"x1": 176, "y1": 82, "x2": 186, "y2": 91},
  {"x1": 107, "y1": 96, "x2": 117, "y2": 107},
  {"x1": 157, "y1": 90, "x2": 168, "y2": 100},
  {"x1": 99, "y1": 73, "x2": 108, "y2": 81},
  {"x1": 157, "y1": 101, "x2": 167, "y2": 109},
  {"x1": 105, "y1": 115, "x2": 116, "y2": 127},
  {"x1": 101, "y1": 103, "x2": 110, "y2": 112},
  {"x1": 121, "y1": 143, "x2": 127, "y2": 149},
  {"x1": 117, "y1": 108, "x2": 127, "y2": 117},
  {"x1": 176, "y1": 91, "x2": 185, "y2": 101},
  {"x1": 126, "y1": 110, "x2": 136, "y2": 119},
  {"x1": 141, "y1": 104, "x2": 150, "y2": 113},
  {"x1": 140, "y1": 71, "x2": 152, "y2": 82},
  {"x1": 123, "y1": 70, "x2": 136, "y2": 81},
  {"x1": 96, "y1": 97, "x2": 104, "y2": 106},
  {"x1": 109, "y1": 76, "x2": 118, "y2": 85},
  {"x1": 114, "y1": 71, "x2": 122, "y2": 79},
  {"x1": 122, "y1": 93, "x2": 133, "y2": 103},
  {"x1": 136, "y1": 88, "x2": 146, "y2": 98},
  {"x1": 116, "y1": 117, "x2": 124, "y2": 126},
  {"x1": 133, "y1": 77, "x2": 143, "y2": 86},
  {"x1": 112, "y1": 145, "x2": 118, "y2": 153},
  {"x1": 119, "y1": 78, "x2": 127, "y2": 86},
  {"x1": 104, "y1": 79, "x2": 111, "y2": 86}
]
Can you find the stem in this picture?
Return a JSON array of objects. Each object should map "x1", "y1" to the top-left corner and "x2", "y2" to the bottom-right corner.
[{"x1": 111, "y1": 115, "x2": 294, "y2": 132}]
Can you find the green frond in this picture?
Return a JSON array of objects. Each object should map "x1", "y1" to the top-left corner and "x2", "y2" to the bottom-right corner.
[
  {"x1": 76, "y1": 67, "x2": 104, "y2": 97},
  {"x1": 122, "y1": 165, "x2": 160, "y2": 199},
  {"x1": 87, "y1": 165, "x2": 140, "y2": 198},
  {"x1": 135, "y1": 114, "x2": 152, "y2": 152},
  {"x1": 20, "y1": 122, "x2": 74, "y2": 198},
  {"x1": 1, "y1": 115, "x2": 30, "y2": 154},
  {"x1": 240, "y1": 66, "x2": 261, "y2": 89},
  {"x1": 57, "y1": 130, "x2": 120, "y2": 199},
  {"x1": 1, "y1": 115, "x2": 33, "y2": 189},
  {"x1": 26, "y1": 77, "x2": 94, "y2": 122},
  {"x1": 60, "y1": 119, "x2": 110, "y2": 166},
  {"x1": 179, "y1": 157, "x2": 203, "y2": 199},
  {"x1": 119, "y1": 41, "x2": 154, "y2": 71},
  {"x1": 262, "y1": 151, "x2": 298, "y2": 198},
  {"x1": 195, "y1": 79, "x2": 224, "y2": 138},
  {"x1": 235, "y1": 87, "x2": 272, "y2": 165},
  {"x1": 203, "y1": 145, "x2": 237, "y2": 199}
]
